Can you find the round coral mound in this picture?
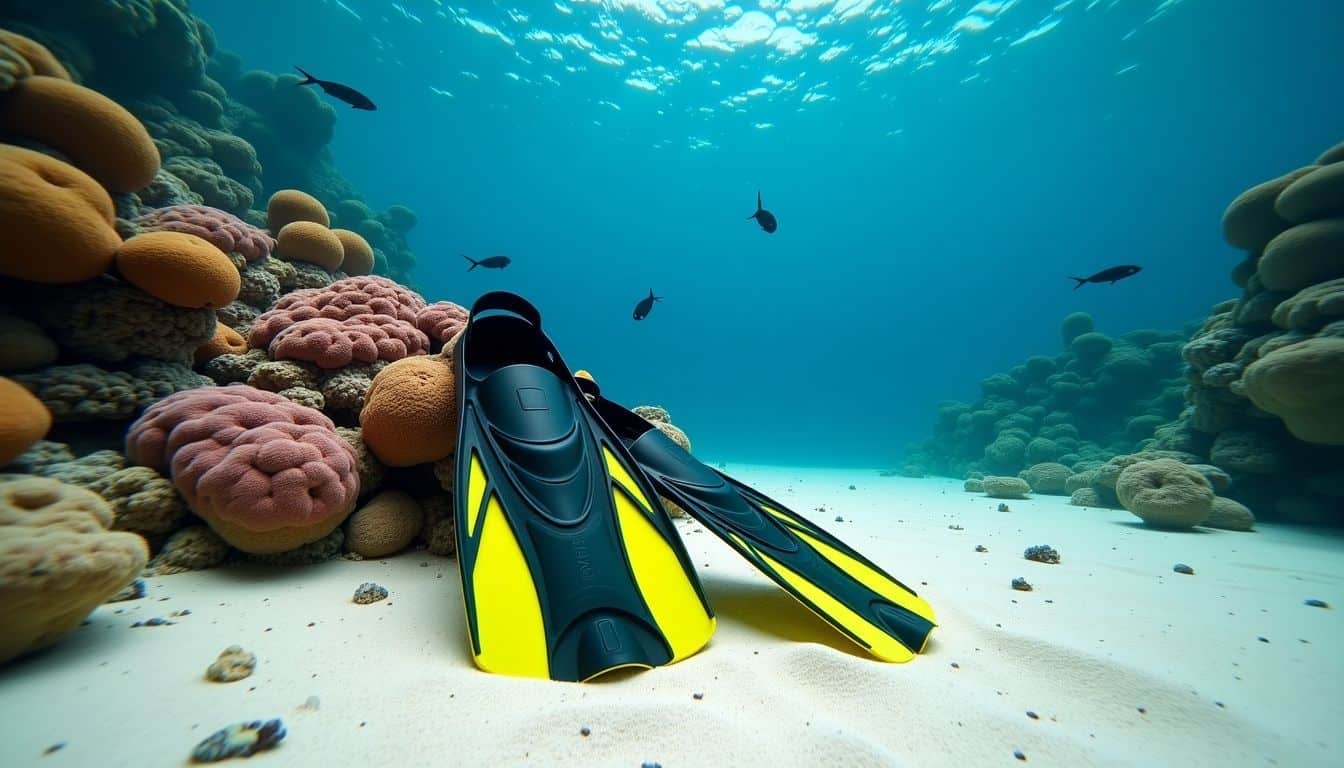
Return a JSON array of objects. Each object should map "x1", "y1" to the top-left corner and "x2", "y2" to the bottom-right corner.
[
  {"x1": 345, "y1": 490, "x2": 423, "y2": 558},
  {"x1": 126, "y1": 385, "x2": 320, "y2": 472},
  {"x1": 1275, "y1": 162, "x2": 1344, "y2": 224},
  {"x1": 170, "y1": 421, "x2": 359, "y2": 554},
  {"x1": 136, "y1": 204, "x2": 273, "y2": 263},
  {"x1": 0, "y1": 30, "x2": 70, "y2": 80},
  {"x1": 276, "y1": 220, "x2": 344, "y2": 271},
  {"x1": 1221, "y1": 167, "x2": 1317, "y2": 251},
  {"x1": 1257, "y1": 219, "x2": 1344, "y2": 292},
  {"x1": 248, "y1": 275, "x2": 427, "y2": 349},
  {"x1": 196, "y1": 322, "x2": 248, "y2": 364},
  {"x1": 1115, "y1": 459, "x2": 1213, "y2": 528},
  {"x1": 267, "y1": 189, "x2": 329, "y2": 231},
  {"x1": 1241, "y1": 336, "x2": 1344, "y2": 445},
  {"x1": 360, "y1": 356, "x2": 458, "y2": 466},
  {"x1": 115, "y1": 231, "x2": 241, "y2": 309},
  {"x1": 0, "y1": 145, "x2": 119, "y2": 283},
  {"x1": 0, "y1": 376, "x2": 51, "y2": 465},
  {"x1": 0, "y1": 76, "x2": 159, "y2": 193},
  {"x1": 332, "y1": 228, "x2": 374, "y2": 276},
  {"x1": 270, "y1": 315, "x2": 430, "y2": 369},
  {"x1": 416, "y1": 301, "x2": 469, "y2": 345},
  {"x1": 0, "y1": 314, "x2": 58, "y2": 372}
]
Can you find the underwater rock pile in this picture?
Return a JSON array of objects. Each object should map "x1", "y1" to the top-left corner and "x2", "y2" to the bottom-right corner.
[
  {"x1": 1147, "y1": 138, "x2": 1344, "y2": 525},
  {"x1": 901, "y1": 312, "x2": 1189, "y2": 484}
]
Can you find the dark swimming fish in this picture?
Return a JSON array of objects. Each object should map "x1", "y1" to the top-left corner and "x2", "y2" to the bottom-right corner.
[
  {"x1": 463, "y1": 254, "x2": 511, "y2": 271},
  {"x1": 1069, "y1": 265, "x2": 1141, "y2": 289},
  {"x1": 747, "y1": 190, "x2": 777, "y2": 233},
  {"x1": 633, "y1": 289, "x2": 661, "y2": 321},
  {"x1": 294, "y1": 66, "x2": 376, "y2": 111}
]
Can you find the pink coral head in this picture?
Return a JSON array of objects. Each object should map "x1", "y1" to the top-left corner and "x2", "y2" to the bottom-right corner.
[
  {"x1": 247, "y1": 276, "x2": 428, "y2": 349},
  {"x1": 269, "y1": 315, "x2": 430, "y2": 369},
  {"x1": 135, "y1": 204, "x2": 274, "y2": 262},
  {"x1": 161, "y1": 399, "x2": 337, "y2": 460},
  {"x1": 171, "y1": 421, "x2": 359, "y2": 534},
  {"x1": 126, "y1": 385, "x2": 297, "y2": 472},
  {"x1": 416, "y1": 301, "x2": 469, "y2": 344}
]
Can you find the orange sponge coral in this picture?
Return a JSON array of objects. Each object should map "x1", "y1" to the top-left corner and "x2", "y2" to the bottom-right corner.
[
  {"x1": 115, "y1": 231, "x2": 241, "y2": 309},
  {"x1": 266, "y1": 189, "x2": 329, "y2": 232},
  {"x1": 276, "y1": 221, "x2": 344, "y2": 271},
  {"x1": 196, "y1": 322, "x2": 248, "y2": 364},
  {"x1": 0, "y1": 76, "x2": 159, "y2": 193},
  {"x1": 0, "y1": 375, "x2": 51, "y2": 465},
  {"x1": 332, "y1": 228, "x2": 374, "y2": 276},
  {"x1": 0, "y1": 30, "x2": 70, "y2": 80},
  {"x1": 359, "y1": 356, "x2": 458, "y2": 466},
  {"x1": 0, "y1": 145, "x2": 119, "y2": 283}
]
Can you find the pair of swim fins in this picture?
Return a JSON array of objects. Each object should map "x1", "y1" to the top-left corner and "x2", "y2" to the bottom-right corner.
[{"x1": 452, "y1": 292, "x2": 937, "y2": 682}]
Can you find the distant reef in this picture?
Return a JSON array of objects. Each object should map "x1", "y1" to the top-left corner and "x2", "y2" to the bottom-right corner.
[
  {"x1": 901, "y1": 137, "x2": 1344, "y2": 528},
  {"x1": 0, "y1": 0, "x2": 419, "y2": 285}
]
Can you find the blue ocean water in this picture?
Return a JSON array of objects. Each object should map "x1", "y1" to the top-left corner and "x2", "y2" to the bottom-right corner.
[{"x1": 195, "y1": 0, "x2": 1343, "y2": 467}]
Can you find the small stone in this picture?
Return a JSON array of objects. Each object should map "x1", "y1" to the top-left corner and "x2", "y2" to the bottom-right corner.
[
  {"x1": 1024, "y1": 545, "x2": 1059, "y2": 564},
  {"x1": 692, "y1": 691, "x2": 704, "y2": 700},
  {"x1": 975, "y1": 545, "x2": 988, "y2": 553},
  {"x1": 948, "y1": 524, "x2": 963, "y2": 530},
  {"x1": 190, "y1": 719, "x2": 286, "y2": 763},
  {"x1": 1304, "y1": 598, "x2": 1329, "y2": 608},
  {"x1": 641, "y1": 763, "x2": 663, "y2": 768},
  {"x1": 997, "y1": 503, "x2": 1010, "y2": 512},
  {"x1": 834, "y1": 515, "x2": 844, "y2": 523},
  {"x1": 1011, "y1": 577, "x2": 1032, "y2": 592},
  {"x1": 1137, "y1": 707, "x2": 1147, "y2": 714},
  {"x1": 848, "y1": 485, "x2": 856, "y2": 490},
  {"x1": 1026, "y1": 711, "x2": 1038, "y2": 720},
  {"x1": 1257, "y1": 636, "x2": 1269, "y2": 643},
  {"x1": 1173, "y1": 563, "x2": 1194, "y2": 575},
  {"x1": 580, "y1": 726, "x2": 591, "y2": 737},
  {"x1": 353, "y1": 582, "x2": 388, "y2": 604},
  {"x1": 43, "y1": 743, "x2": 65, "y2": 755},
  {"x1": 1013, "y1": 749, "x2": 1026, "y2": 761},
  {"x1": 108, "y1": 578, "x2": 147, "y2": 603},
  {"x1": 950, "y1": 662, "x2": 960, "y2": 669},
  {"x1": 206, "y1": 645, "x2": 257, "y2": 683}
]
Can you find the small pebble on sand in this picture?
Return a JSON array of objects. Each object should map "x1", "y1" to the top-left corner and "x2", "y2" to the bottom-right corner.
[
  {"x1": 1173, "y1": 563, "x2": 1194, "y2": 575},
  {"x1": 580, "y1": 726, "x2": 591, "y2": 737},
  {"x1": 1304, "y1": 598, "x2": 1329, "y2": 608},
  {"x1": 353, "y1": 583, "x2": 389, "y2": 604},
  {"x1": 975, "y1": 545, "x2": 988, "y2": 553},
  {"x1": 1024, "y1": 545, "x2": 1059, "y2": 564},
  {"x1": 1011, "y1": 577, "x2": 1032, "y2": 592},
  {"x1": 692, "y1": 692, "x2": 704, "y2": 700},
  {"x1": 1026, "y1": 711, "x2": 1038, "y2": 720},
  {"x1": 834, "y1": 516, "x2": 844, "y2": 523},
  {"x1": 1013, "y1": 749, "x2": 1026, "y2": 761},
  {"x1": 190, "y1": 719, "x2": 285, "y2": 763},
  {"x1": 997, "y1": 503, "x2": 1010, "y2": 512},
  {"x1": 206, "y1": 645, "x2": 256, "y2": 683}
]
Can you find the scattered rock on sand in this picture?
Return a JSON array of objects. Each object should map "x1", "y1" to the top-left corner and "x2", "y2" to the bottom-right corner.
[
  {"x1": 1173, "y1": 563, "x2": 1195, "y2": 575},
  {"x1": 1024, "y1": 544, "x2": 1060, "y2": 564},
  {"x1": 206, "y1": 645, "x2": 256, "y2": 682},
  {"x1": 1011, "y1": 577, "x2": 1033, "y2": 591},
  {"x1": 190, "y1": 719, "x2": 286, "y2": 763},
  {"x1": 352, "y1": 582, "x2": 388, "y2": 604}
]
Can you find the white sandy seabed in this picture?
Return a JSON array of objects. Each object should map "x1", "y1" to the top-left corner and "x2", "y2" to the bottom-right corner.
[{"x1": 0, "y1": 467, "x2": 1340, "y2": 768}]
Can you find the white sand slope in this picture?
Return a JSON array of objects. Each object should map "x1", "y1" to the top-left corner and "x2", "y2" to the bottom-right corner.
[{"x1": 0, "y1": 469, "x2": 1339, "y2": 767}]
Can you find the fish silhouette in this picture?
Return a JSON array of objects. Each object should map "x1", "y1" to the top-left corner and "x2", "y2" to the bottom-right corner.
[{"x1": 295, "y1": 66, "x2": 376, "y2": 110}]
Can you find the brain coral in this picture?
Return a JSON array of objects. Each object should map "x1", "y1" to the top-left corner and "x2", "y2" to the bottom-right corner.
[
  {"x1": 1115, "y1": 459, "x2": 1213, "y2": 529},
  {"x1": 0, "y1": 476, "x2": 148, "y2": 664},
  {"x1": 416, "y1": 301, "x2": 469, "y2": 345},
  {"x1": 1274, "y1": 162, "x2": 1344, "y2": 224},
  {"x1": 126, "y1": 385, "x2": 327, "y2": 472},
  {"x1": 135, "y1": 204, "x2": 272, "y2": 262},
  {"x1": 332, "y1": 229, "x2": 374, "y2": 276},
  {"x1": 115, "y1": 231, "x2": 241, "y2": 309},
  {"x1": 1241, "y1": 336, "x2": 1344, "y2": 444},
  {"x1": 360, "y1": 356, "x2": 458, "y2": 467},
  {"x1": 196, "y1": 322, "x2": 248, "y2": 364},
  {"x1": 267, "y1": 189, "x2": 329, "y2": 231},
  {"x1": 1272, "y1": 278, "x2": 1344, "y2": 330},
  {"x1": 37, "y1": 278, "x2": 216, "y2": 365},
  {"x1": 248, "y1": 275, "x2": 426, "y2": 349},
  {"x1": 170, "y1": 420, "x2": 359, "y2": 553},
  {"x1": 0, "y1": 376, "x2": 51, "y2": 466},
  {"x1": 275, "y1": 221, "x2": 344, "y2": 271},
  {"x1": 0, "y1": 76, "x2": 159, "y2": 193},
  {"x1": 270, "y1": 315, "x2": 430, "y2": 369},
  {"x1": 1256, "y1": 219, "x2": 1344, "y2": 292},
  {"x1": 0, "y1": 145, "x2": 120, "y2": 283}
]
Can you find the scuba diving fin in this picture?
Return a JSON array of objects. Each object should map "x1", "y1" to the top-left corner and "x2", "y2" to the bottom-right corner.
[
  {"x1": 452, "y1": 292, "x2": 715, "y2": 682},
  {"x1": 576, "y1": 375, "x2": 937, "y2": 663}
]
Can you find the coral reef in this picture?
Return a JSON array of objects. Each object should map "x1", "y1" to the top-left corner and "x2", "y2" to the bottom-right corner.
[
  {"x1": 345, "y1": 490, "x2": 424, "y2": 558},
  {"x1": 0, "y1": 375, "x2": 50, "y2": 464},
  {"x1": 360, "y1": 356, "x2": 459, "y2": 467}
]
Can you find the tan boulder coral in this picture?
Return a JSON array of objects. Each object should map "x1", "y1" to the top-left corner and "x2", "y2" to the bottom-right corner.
[
  {"x1": 196, "y1": 323, "x2": 249, "y2": 364},
  {"x1": 982, "y1": 476, "x2": 1030, "y2": 499},
  {"x1": 1272, "y1": 278, "x2": 1344, "y2": 331},
  {"x1": 1241, "y1": 336, "x2": 1344, "y2": 444},
  {"x1": 144, "y1": 525, "x2": 230, "y2": 576},
  {"x1": 1221, "y1": 166, "x2": 1318, "y2": 251},
  {"x1": 1256, "y1": 219, "x2": 1344, "y2": 292},
  {"x1": 275, "y1": 221, "x2": 343, "y2": 272},
  {"x1": 0, "y1": 314, "x2": 58, "y2": 372},
  {"x1": 1204, "y1": 497, "x2": 1255, "y2": 532},
  {"x1": 1070, "y1": 487, "x2": 1103, "y2": 507},
  {"x1": 0, "y1": 29, "x2": 71, "y2": 86},
  {"x1": 345, "y1": 490, "x2": 423, "y2": 558},
  {"x1": 360, "y1": 355, "x2": 458, "y2": 466},
  {"x1": 332, "y1": 228, "x2": 374, "y2": 276},
  {"x1": 0, "y1": 376, "x2": 51, "y2": 466},
  {"x1": 1019, "y1": 462, "x2": 1071, "y2": 494},
  {"x1": 1115, "y1": 459, "x2": 1213, "y2": 529},
  {"x1": 1275, "y1": 162, "x2": 1344, "y2": 224},
  {"x1": 266, "y1": 188, "x2": 329, "y2": 232},
  {"x1": 0, "y1": 476, "x2": 148, "y2": 664},
  {"x1": 115, "y1": 231, "x2": 241, "y2": 309}
]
